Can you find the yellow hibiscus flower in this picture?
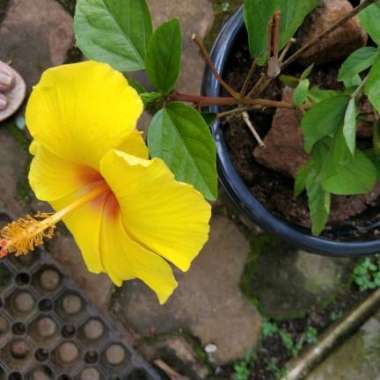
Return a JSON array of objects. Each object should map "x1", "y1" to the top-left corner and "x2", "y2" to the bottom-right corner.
[{"x1": 0, "y1": 61, "x2": 211, "y2": 304}]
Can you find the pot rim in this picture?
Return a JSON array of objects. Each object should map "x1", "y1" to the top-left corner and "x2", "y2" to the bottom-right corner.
[{"x1": 202, "y1": 7, "x2": 380, "y2": 257}]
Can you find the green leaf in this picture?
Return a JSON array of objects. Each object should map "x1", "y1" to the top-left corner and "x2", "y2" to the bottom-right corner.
[
  {"x1": 128, "y1": 78, "x2": 146, "y2": 94},
  {"x1": 293, "y1": 79, "x2": 310, "y2": 106},
  {"x1": 301, "y1": 96, "x2": 349, "y2": 153},
  {"x1": 343, "y1": 75, "x2": 362, "y2": 89},
  {"x1": 306, "y1": 181, "x2": 331, "y2": 236},
  {"x1": 244, "y1": 0, "x2": 318, "y2": 65},
  {"x1": 148, "y1": 103, "x2": 217, "y2": 200},
  {"x1": 374, "y1": 123, "x2": 380, "y2": 155},
  {"x1": 145, "y1": 19, "x2": 182, "y2": 94},
  {"x1": 301, "y1": 64, "x2": 314, "y2": 80},
  {"x1": 74, "y1": 0, "x2": 153, "y2": 71},
  {"x1": 359, "y1": 3, "x2": 380, "y2": 46},
  {"x1": 279, "y1": 74, "x2": 300, "y2": 88},
  {"x1": 297, "y1": 143, "x2": 331, "y2": 235},
  {"x1": 307, "y1": 88, "x2": 340, "y2": 103},
  {"x1": 365, "y1": 55, "x2": 380, "y2": 113},
  {"x1": 140, "y1": 92, "x2": 163, "y2": 107},
  {"x1": 244, "y1": 0, "x2": 277, "y2": 65},
  {"x1": 201, "y1": 112, "x2": 216, "y2": 126},
  {"x1": 338, "y1": 47, "x2": 378, "y2": 85},
  {"x1": 343, "y1": 98, "x2": 358, "y2": 155},
  {"x1": 322, "y1": 150, "x2": 377, "y2": 195},
  {"x1": 278, "y1": 0, "x2": 319, "y2": 49},
  {"x1": 321, "y1": 129, "x2": 377, "y2": 195},
  {"x1": 365, "y1": 149, "x2": 380, "y2": 180},
  {"x1": 294, "y1": 161, "x2": 311, "y2": 197}
]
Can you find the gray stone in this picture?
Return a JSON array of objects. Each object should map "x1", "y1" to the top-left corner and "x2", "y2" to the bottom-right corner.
[
  {"x1": 0, "y1": 0, "x2": 74, "y2": 90},
  {"x1": 0, "y1": 126, "x2": 28, "y2": 217},
  {"x1": 241, "y1": 235, "x2": 353, "y2": 319},
  {"x1": 146, "y1": 0, "x2": 214, "y2": 95},
  {"x1": 307, "y1": 311, "x2": 380, "y2": 380},
  {"x1": 112, "y1": 215, "x2": 261, "y2": 365}
]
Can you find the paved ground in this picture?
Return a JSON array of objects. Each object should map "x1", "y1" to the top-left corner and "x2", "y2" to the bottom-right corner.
[{"x1": 0, "y1": 1, "x2": 379, "y2": 379}]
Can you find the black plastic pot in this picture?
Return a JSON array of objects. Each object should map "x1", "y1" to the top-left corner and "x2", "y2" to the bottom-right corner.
[{"x1": 202, "y1": 8, "x2": 380, "y2": 257}]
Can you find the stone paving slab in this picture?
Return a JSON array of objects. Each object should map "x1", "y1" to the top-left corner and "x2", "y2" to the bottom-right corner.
[
  {"x1": 113, "y1": 215, "x2": 262, "y2": 365},
  {"x1": 0, "y1": 0, "x2": 73, "y2": 91},
  {"x1": 307, "y1": 310, "x2": 380, "y2": 380}
]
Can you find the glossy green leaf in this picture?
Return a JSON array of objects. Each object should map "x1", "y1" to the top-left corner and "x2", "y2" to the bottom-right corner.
[
  {"x1": 365, "y1": 55, "x2": 380, "y2": 113},
  {"x1": 321, "y1": 128, "x2": 377, "y2": 195},
  {"x1": 301, "y1": 96, "x2": 349, "y2": 153},
  {"x1": 293, "y1": 79, "x2": 310, "y2": 106},
  {"x1": 374, "y1": 123, "x2": 380, "y2": 155},
  {"x1": 301, "y1": 64, "x2": 314, "y2": 80},
  {"x1": 306, "y1": 180, "x2": 331, "y2": 236},
  {"x1": 294, "y1": 161, "x2": 311, "y2": 197},
  {"x1": 338, "y1": 47, "x2": 378, "y2": 85},
  {"x1": 244, "y1": 0, "x2": 277, "y2": 65},
  {"x1": 322, "y1": 150, "x2": 377, "y2": 195},
  {"x1": 148, "y1": 103, "x2": 217, "y2": 200},
  {"x1": 140, "y1": 92, "x2": 163, "y2": 107},
  {"x1": 74, "y1": 0, "x2": 152, "y2": 71},
  {"x1": 278, "y1": 0, "x2": 319, "y2": 48},
  {"x1": 297, "y1": 142, "x2": 330, "y2": 235},
  {"x1": 307, "y1": 88, "x2": 340, "y2": 103},
  {"x1": 343, "y1": 75, "x2": 362, "y2": 89},
  {"x1": 128, "y1": 78, "x2": 146, "y2": 94},
  {"x1": 359, "y1": 3, "x2": 380, "y2": 45},
  {"x1": 279, "y1": 74, "x2": 300, "y2": 88},
  {"x1": 244, "y1": 0, "x2": 318, "y2": 65},
  {"x1": 145, "y1": 19, "x2": 182, "y2": 94},
  {"x1": 343, "y1": 98, "x2": 358, "y2": 155}
]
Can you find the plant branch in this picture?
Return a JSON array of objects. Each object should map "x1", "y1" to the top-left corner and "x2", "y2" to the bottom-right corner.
[
  {"x1": 242, "y1": 112, "x2": 265, "y2": 146},
  {"x1": 281, "y1": 288, "x2": 380, "y2": 380},
  {"x1": 281, "y1": 0, "x2": 378, "y2": 70},
  {"x1": 169, "y1": 91, "x2": 294, "y2": 109},
  {"x1": 192, "y1": 34, "x2": 240, "y2": 99},
  {"x1": 240, "y1": 59, "x2": 257, "y2": 96}
]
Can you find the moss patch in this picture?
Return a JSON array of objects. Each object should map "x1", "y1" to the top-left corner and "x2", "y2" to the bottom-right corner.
[{"x1": 240, "y1": 234, "x2": 353, "y2": 320}]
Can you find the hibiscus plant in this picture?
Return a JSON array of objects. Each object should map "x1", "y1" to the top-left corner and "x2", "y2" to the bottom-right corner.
[{"x1": 73, "y1": 0, "x2": 380, "y2": 236}]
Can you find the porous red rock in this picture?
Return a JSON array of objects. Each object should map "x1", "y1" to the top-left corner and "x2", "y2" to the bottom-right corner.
[
  {"x1": 296, "y1": 0, "x2": 367, "y2": 65},
  {"x1": 253, "y1": 87, "x2": 309, "y2": 178}
]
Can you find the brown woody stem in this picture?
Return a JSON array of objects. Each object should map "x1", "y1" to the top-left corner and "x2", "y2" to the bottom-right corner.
[
  {"x1": 169, "y1": 91, "x2": 293, "y2": 109},
  {"x1": 192, "y1": 34, "x2": 241, "y2": 99}
]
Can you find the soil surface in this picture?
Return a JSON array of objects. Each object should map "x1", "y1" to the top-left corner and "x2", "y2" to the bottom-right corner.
[{"x1": 222, "y1": 32, "x2": 380, "y2": 241}]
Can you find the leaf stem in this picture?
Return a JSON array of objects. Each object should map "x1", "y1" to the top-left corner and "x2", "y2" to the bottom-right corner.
[{"x1": 240, "y1": 59, "x2": 257, "y2": 96}]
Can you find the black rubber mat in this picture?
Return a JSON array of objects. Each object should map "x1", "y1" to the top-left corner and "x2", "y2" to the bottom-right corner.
[{"x1": 0, "y1": 213, "x2": 162, "y2": 380}]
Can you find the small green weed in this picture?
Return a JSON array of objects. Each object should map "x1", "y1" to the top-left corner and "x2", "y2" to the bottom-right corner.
[
  {"x1": 266, "y1": 358, "x2": 287, "y2": 379},
  {"x1": 261, "y1": 320, "x2": 279, "y2": 337},
  {"x1": 352, "y1": 256, "x2": 380, "y2": 291},
  {"x1": 233, "y1": 350, "x2": 254, "y2": 380}
]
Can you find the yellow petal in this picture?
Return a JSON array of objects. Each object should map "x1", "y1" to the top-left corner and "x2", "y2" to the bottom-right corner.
[
  {"x1": 29, "y1": 142, "x2": 83, "y2": 202},
  {"x1": 100, "y1": 150, "x2": 211, "y2": 272},
  {"x1": 26, "y1": 61, "x2": 143, "y2": 169},
  {"x1": 117, "y1": 129, "x2": 148, "y2": 159},
  {"x1": 100, "y1": 210, "x2": 177, "y2": 304},
  {"x1": 51, "y1": 192, "x2": 107, "y2": 274}
]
